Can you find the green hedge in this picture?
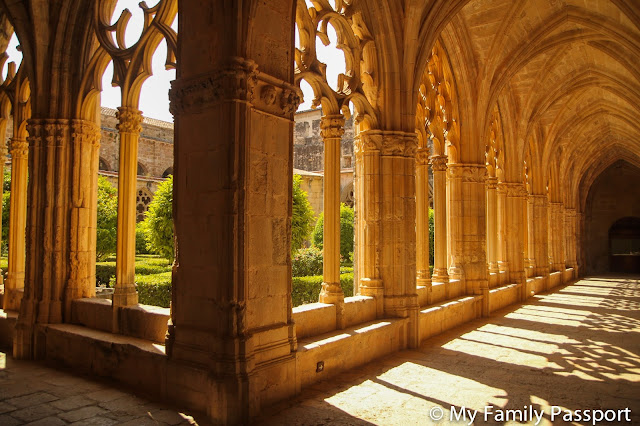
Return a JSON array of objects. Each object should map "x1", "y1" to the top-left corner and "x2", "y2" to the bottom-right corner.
[
  {"x1": 136, "y1": 272, "x2": 172, "y2": 308},
  {"x1": 96, "y1": 256, "x2": 172, "y2": 287},
  {"x1": 291, "y1": 272, "x2": 354, "y2": 307}
]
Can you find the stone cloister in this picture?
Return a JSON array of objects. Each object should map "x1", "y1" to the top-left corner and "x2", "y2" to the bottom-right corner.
[{"x1": 0, "y1": 0, "x2": 638, "y2": 424}]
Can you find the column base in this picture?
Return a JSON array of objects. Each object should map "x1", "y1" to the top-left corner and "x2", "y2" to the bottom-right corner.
[
  {"x1": 319, "y1": 282, "x2": 345, "y2": 329},
  {"x1": 3, "y1": 272, "x2": 25, "y2": 311},
  {"x1": 359, "y1": 278, "x2": 383, "y2": 318},
  {"x1": 112, "y1": 286, "x2": 139, "y2": 307},
  {"x1": 383, "y1": 294, "x2": 420, "y2": 348},
  {"x1": 448, "y1": 264, "x2": 464, "y2": 281},
  {"x1": 417, "y1": 277, "x2": 432, "y2": 305},
  {"x1": 431, "y1": 269, "x2": 449, "y2": 283}
]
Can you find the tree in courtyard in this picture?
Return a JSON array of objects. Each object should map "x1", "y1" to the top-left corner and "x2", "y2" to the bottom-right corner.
[
  {"x1": 312, "y1": 203, "x2": 354, "y2": 261},
  {"x1": 292, "y1": 174, "x2": 315, "y2": 253},
  {"x1": 96, "y1": 175, "x2": 118, "y2": 260},
  {"x1": 141, "y1": 175, "x2": 174, "y2": 261}
]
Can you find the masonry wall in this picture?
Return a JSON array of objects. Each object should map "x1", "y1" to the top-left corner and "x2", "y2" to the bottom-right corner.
[{"x1": 584, "y1": 161, "x2": 640, "y2": 274}]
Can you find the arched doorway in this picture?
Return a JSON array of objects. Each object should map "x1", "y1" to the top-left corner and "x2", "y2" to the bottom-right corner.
[{"x1": 609, "y1": 217, "x2": 640, "y2": 273}]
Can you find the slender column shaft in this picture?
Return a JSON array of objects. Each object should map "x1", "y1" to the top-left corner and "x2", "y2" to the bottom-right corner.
[
  {"x1": 430, "y1": 155, "x2": 449, "y2": 284},
  {"x1": 113, "y1": 107, "x2": 142, "y2": 310},
  {"x1": 549, "y1": 202, "x2": 565, "y2": 273},
  {"x1": 448, "y1": 163, "x2": 489, "y2": 314},
  {"x1": 447, "y1": 164, "x2": 463, "y2": 282},
  {"x1": 564, "y1": 208, "x2": 578, "y2": 274},
  {"x1": 4, "y1": 137, "x2": 28, "y2": 311},
  {"x1": 496, "y1": 182, "x2": 509, "y2": 284},
  {"x1": 522, "y1": 192, "x2": 531, "y2": 277},
  {"x1": 529, "y1": 195, "x2": 550, "y2": 281},
  {"x1": 319, "y1": 115, "x2": 345, "y2": 326},
  {"x1": 415, "y1": 148, "x2": 431, "y2": 302},
  {"x1": 355, "y1": 132, "x2": 383, "y2": 317},
  {"x1": 501, "y1": 182, "x2": 526, "y2": 297},
  {"x1": 486, "y1": 177, "x2": 499, "y2": 275},
  {"x1": 0, "y1": 143, "x2": 5, "y2": 288}
]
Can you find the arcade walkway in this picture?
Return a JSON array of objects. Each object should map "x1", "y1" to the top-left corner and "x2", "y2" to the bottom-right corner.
[{"x1": 0, "y1": 276, "x2": 638, "y2": 425}]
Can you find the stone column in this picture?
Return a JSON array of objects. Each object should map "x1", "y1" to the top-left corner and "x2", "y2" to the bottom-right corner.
[
  {"x1": 522, "y1": 193, "x2": 532, "y2": 278},
  {"x1": 447, "y1": 164, "x2": 463, "y2": 282},
  {"x1": 379, "y1": 132, "x2": 419, "y2": 347},
  {"x1": 575, "y1": 212, "x2": 583, "y2": 276},
  {"x1": 15, "y1": 119, "x2": 99, "y2": 359},
  {"x1": 564, "y1": 208, "x2": 578, "y2": 276},
  {"x1": 355, "y1": 131, "x2": 383, "y2": 317},
  {"x1": 430, "y1": 155, "x2": 449, "y2": 287},
  {"x1": 448, "y1": 163, "x2": 489, "y2": 314},
  {"x1": 549, "y1": 202, "x2": 565, "y2": 275},
  {"x1": 486, "y1": 177, "x2": 499, "y2": 279},
  {"x1": 503, "y1": 182, "x2": 527, "y2": 299},
  {"x1": 3, "y1": 137, "x2": 28, "y2": 312},
  {"x1": 528, "y1": 195, "x2": 550, "y2": 286},
  {"x1": 166, "y1": 53, "x2": 300, "y2": 421},
  {"x1": 0, "y1": 143, "x2": 5, "y2": 287},
  {"x1": 496, "y1": 182, "x2": 509, "y2": 283},
  {"x1": 415, "y1": 148, "x2": 431, "y2": 303},
  {"x1": 113, "y1": 107, "x2": 142, "y2": 312},
  {"x1": 318, "y1": 115, "x2": 345, "y2": 328},
  {"x1": 356, "y1": 130, "x2": 419, "y2": 346},
  {"x1": 66, "y1": 120, "x2": 101, "y2": 318}
]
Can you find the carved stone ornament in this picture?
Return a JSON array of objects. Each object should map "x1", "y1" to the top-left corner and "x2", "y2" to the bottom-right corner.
[
  {"x1": 26, "y1": 119, "x2": 69, "y2": 151},
  {"x1": 254, "y1": 76, "x2": 303, "y2": 118},
  {"x1": 486, "y1": 176, "x2": 498, "y2": 189},
  {"x1": 430, "y1": 155, "x2": 448, "y2": 171},
  {"x1": 501, "y1": 182, "x2": 527, "y2": 197},
  {"x1": 71, "y1": 120, "x2": 101, "y2": 147},
  {"x1": 116, "y1": 107, "x2": 143, "y2": 134},
  {"x1": 415, "y1": 148, "x2": 430, "y2": 166},
  {"x1": 354, "y1": 132, "x2": 382, "y2": 156},
  {"x1": 381, "y1": 132, "x2": 417, "y2": 157},
  {"x1": 320, "y1": 115, "x2": 346, "y2": 140},
  {"x1": 169, "y1": 58, "x2": 259, "y2": 115},
  {"x1": 9, "y1": 137, "x2": 28, "y2": 157},
  {"x1": 447, "y1": 164, "x2": 486, "y2": 182}
]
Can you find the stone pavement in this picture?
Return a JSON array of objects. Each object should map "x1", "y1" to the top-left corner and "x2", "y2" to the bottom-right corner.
[
  {"x1": 260, "y1": 276, "x2": 640, "y2": 425},
  {"x1": 0, "y1": 354, "x2": 209, "y2": 425},
  {"x1": 0, "y1": 276, "x2": 638, "y2": 425}
]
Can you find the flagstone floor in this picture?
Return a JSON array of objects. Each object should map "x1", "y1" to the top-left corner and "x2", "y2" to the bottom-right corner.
[{"x1": 1, "y1": 275, "x2": 638, "y2": 425}]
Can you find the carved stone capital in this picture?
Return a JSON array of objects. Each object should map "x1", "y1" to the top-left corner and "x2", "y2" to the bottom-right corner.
[
  {"x1": 26, "y1": 119, "x2": 69, "y2": 151},
  {"x1": 253, "y1": 72, "x2": 303, "y2": 117},
  {"x1": 564, "y1": 208, "x2": 576, "y2": 217},
  {"x1": 447, "y1": 164, "x2": 486, "y2": 182},
  {"x1": 354, "y1": 132, "x2": 381, "y2": 155},
  {"x1": 415, "y1": 148, "x2": 430, "y2": 166},
  {"x1": 320, "y1": 115, "x2": 345, "y2": 140},
  {"x1": 529, "y1": 194, "x2": 548, "y2": 206},
  {"x1": 430, "y1": 155, "x2": 448, "y2": 171},
  {"x1": 116, "y1": 107, "x2": 143, "y2": 134},
  {"x1": 500, "y1": 182, "x2": 527, "y2": 197},
  {"x1": 355, "y1": 130, "x2": 417, "y2": 157},
  {"x1": 381, "y1": 132, "x2": 417, "y2": 157},
  {"x1": 9, "y1": 138, "x2": 28, "y2": 157},
  {"x1": 169, "y1": 58, "x2": 258, "y2": 115},
  {"x1": 71, "y1": 120, "x2": 101, "y2": 147},
  {"x1": 486, "y1": 176, "x2": 498, "y2": 189}
]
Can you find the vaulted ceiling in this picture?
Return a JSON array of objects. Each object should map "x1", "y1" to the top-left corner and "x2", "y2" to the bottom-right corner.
[{"x1": 439, "y1": 0, "x2": 640, "y2": 205}]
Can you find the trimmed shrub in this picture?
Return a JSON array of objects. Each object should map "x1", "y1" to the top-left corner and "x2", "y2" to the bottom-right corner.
[
  {"x1": 292, "y1": 174, "x2": 315, "y2": 253},
  {"x1": 136, "y1": 272, "x2": 172, "y2": 308},
  {"x1": 312, "y1": 203, "x2": 354, "y2": 260},
  {"x1": 136, "y1": 222, "x2": 150, "y2": 255},
  {"x1": 141, "y1": 176, "x2": 174, "y2": 261},
  {"x1": 96, "y1": 176, "x2": 118, "y2": 261},
  {"x1": 291, "y1": 275, "x2": 323, "y2": 307},
  {"x1": 291, "y1": 272, "x2": 354, "y2": 307},
  {"x1": 292, "y1": 246, "x2": 323, "y2": 277},
  {"x1": 96, "y1": 261, "x2": 116, "y2": 286}
]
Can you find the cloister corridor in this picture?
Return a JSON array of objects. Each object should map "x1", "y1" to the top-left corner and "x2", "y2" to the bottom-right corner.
[{"x1": 0, "y1": 275, "x2": 637, "y2": 425}]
